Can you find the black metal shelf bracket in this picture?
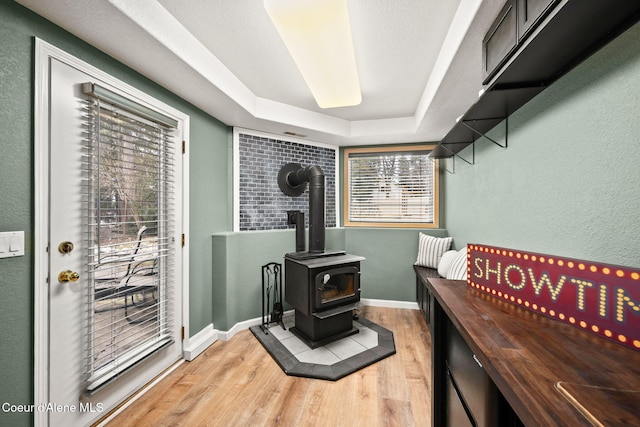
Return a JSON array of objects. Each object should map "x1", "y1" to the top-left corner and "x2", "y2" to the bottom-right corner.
[
  {"x1": 432, "y1": 141, "x2": 475, "y2": 174},
  {"x1": 461, "y1": 116, "x2": 508, "y2": 149},
  {"x1": 449, "y1": 141, "x2": 475, "y2": 166},
  {"x1": 428, "y1": 155, "x2": 454, "y2": 174}
]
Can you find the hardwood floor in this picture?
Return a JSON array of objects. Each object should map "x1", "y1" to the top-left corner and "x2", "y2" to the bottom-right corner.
[{"x1": 104, "y1": 306, "x2": 432, "y2": 426}]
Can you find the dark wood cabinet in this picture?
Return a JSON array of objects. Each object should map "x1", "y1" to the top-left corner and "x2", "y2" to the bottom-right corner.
[
  {"x1": 429, "y1": 284, "x2": 520, "y2": 426},
  {"x1": 445, "y1": 318, "x2": 520, "y2": 427},
  {"x1": 433, "y1": 0, "x2": 640, "y2": 162},
  {"x1": 483, "y1": 0, "x2": 559, "y2": 83},
  {"x1": 414, "y1": 269, "x2": 640, "y2": 426},
  {"x1": 415, "y1": 267, "x2": 439, "y2": 327},
  {"x1": 517, "y1": 0, "x2": 556, "y2": 40},
  {"x1": 416, "y1": 266, "x2": 520, "y2": 427},
  {"x1": 445, "y1": 370, "x2": 474, "y2": 427},
  {"x1": 483, "y1": 0, "x2": 518, "y2": 83}
]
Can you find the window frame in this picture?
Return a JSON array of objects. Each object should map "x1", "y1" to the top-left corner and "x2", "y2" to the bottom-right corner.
[{"x1": 343, "y1": 145, "x2": 440, "y2": 228}]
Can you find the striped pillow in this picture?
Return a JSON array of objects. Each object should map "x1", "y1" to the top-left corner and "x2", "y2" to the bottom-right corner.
[
  {"x1": 415, "y1": 233, "x2": 453, "y2": 269},
  {"x1": 446, "y1": 249, "x2": 468, "y2": 280},
  {"x1": 437, "y1": 250, "x2": 459, "y2": 278}
]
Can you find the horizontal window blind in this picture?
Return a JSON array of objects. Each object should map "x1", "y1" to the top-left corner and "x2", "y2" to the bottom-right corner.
[
  {"x1": 81, "y1": 89, "x2": 176, "y2": 393},
  {"x1": 347, "y1": 150, "x2": 435, "y2": 225}
]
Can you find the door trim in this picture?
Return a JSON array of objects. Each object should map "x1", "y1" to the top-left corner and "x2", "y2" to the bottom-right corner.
[{"x1": 33, "y1": 38, "x2": 190, "y2": 427}]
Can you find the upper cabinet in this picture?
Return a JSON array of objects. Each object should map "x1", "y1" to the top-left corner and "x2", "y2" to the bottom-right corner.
[
  {"x1": 517, "y1": 0, "x2": 557, "y2": 41},
  {"x1": 482, "y1": 0, "x2": 518, "y2": 84},
  {"x1": 431, "y1": 0, "x2": 640, "y2": 169},
  {"x1": 483, "y1": 0, "x2": 557, "y2": 83}
]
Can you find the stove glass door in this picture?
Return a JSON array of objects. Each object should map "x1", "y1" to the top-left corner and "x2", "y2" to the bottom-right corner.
[{"x1": 315, "y1": 266, "x2": 359, "y2": 309}]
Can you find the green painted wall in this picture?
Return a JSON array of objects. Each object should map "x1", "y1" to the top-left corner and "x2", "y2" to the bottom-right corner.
[
  {"x1": 343, "y1": 228, "x2": 449, "y2": 301},
  {"x1": 444, "y1": 21, "x2": 640, "y2": 268},
  {"x1": 0, "y1": 2, "x2": 229, "y2": 425},
  {"x1": 212, "y1": 227, "x2": 448, "y2": 329},
  {"x1": 0, "y1": 4, "x2": 36, "y2": 426},
  {"x1": 187, "y1": 110, "x2": 230, "y2": 334},
  {"x1": 335, "y1": 147, "x2": 449, "y2": 305},
  {"x1": 212, "y1": 229, "x2": 346, "y2": 330}
]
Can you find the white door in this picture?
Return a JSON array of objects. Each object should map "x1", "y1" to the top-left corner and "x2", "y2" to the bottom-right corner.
[{"x1": 46, "y1": 58, "x2": 183, "y2": 426}]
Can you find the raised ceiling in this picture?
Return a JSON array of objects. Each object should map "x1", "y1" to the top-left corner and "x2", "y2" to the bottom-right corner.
[{"x1": 18, "y1": 0, "x2": 506, "y2": 145}]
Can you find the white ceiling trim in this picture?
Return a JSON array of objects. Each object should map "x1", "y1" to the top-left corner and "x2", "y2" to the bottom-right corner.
[
  {"x1": 413, "y1": 0, "x2": 484, "y2": 128},
  {"x1": 351, "y1": 117, "x2": 418, "y2": 138},
  {"x1": 17, "y1": 0, "x2": 503, "y2": 146},
  {"x1": 254, "y1": 97, "x2": 351, "y2": 136},
  {"x1": 109, "y1": 0, "x2": 256, "y2": 112},
  {"x1": 108, "y1": 0, "x2": 476, "y2": 142}
]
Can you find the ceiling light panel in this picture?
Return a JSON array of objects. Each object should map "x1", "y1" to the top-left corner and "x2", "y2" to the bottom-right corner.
[{"x1": 264, "y1": 0, "x2": 362, "y2": 109}]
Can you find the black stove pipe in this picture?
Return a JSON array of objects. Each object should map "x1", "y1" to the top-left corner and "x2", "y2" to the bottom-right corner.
[
  {"x1": 278, "y1": 163, "x2": 325, "y2": 253},
  {"x1": 287, "y1": 210, "x2": 306, "y2": 252}
]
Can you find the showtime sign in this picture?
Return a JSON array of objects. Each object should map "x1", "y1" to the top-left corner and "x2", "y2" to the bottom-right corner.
[{"x1": 467, "y1": 244, "x2": 640, "y2": 352}]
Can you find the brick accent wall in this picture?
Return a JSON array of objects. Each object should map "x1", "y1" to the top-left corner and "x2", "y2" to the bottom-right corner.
[{"x1": 238, "y1": 133, "x2": 337, "y2": 231}]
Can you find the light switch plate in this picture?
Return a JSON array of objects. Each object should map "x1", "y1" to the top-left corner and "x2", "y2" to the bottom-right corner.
[{"x1": 0, "y1": 231, "x2": 24, "y2": 258}]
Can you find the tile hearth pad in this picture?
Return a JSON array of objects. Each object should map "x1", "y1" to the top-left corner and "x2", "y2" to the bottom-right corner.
[{"x1": 249, "y1": 316, "x2": 396, "y2": 381}]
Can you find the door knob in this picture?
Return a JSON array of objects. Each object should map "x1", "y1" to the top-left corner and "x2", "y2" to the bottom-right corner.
[{"x1": 58, "y1": 270, "x2": 80, "y2": 282}]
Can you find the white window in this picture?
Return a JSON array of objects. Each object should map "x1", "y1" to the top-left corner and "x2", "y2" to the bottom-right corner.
[{"x1": 344, "y1": 145, "x2": 439, "y2": 228}]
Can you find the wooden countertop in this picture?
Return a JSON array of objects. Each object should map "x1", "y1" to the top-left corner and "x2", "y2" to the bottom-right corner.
[{"x1": 415, "y1": 268, "x2": 640, "y2": 427}]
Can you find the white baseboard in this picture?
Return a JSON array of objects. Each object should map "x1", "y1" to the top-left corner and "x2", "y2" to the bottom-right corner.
[
  {"x1": 361, "y1": 298, "x2": 419, "y2": 310},
  {"x1": 218, "y1": 317, "x2": 262, "y2": 341},
  {"x1": 183, "y1": 324, "x2": 218, "y2": 361},
  {"x1": 218, "y1": 310, "x2": 295, "y2": 341}
]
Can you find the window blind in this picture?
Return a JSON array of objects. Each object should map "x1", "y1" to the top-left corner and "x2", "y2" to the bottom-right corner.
[
  {"x1": 81, "y1": 85, "x2": 176, "y2": 393},
  {"x1": 347, "y1": 150, "x2": 435, "y2": 224}
]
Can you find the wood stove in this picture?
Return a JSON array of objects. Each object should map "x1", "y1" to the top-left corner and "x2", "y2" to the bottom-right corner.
[
  {"x1": 277, "y1": 162, "x2": 365, "y2": 347},
  {"x1": 285, "y1": 253, "x2": 364, "y2": 347}
]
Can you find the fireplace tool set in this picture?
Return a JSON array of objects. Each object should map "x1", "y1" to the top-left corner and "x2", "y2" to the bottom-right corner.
[{"x1": 260, "y1": 262, "x2": 286, "y2": 334}]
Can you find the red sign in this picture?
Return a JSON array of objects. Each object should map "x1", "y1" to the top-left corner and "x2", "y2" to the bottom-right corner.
[{"x1": 467, "y1": 244, "x2": 640, "y2": 352}]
